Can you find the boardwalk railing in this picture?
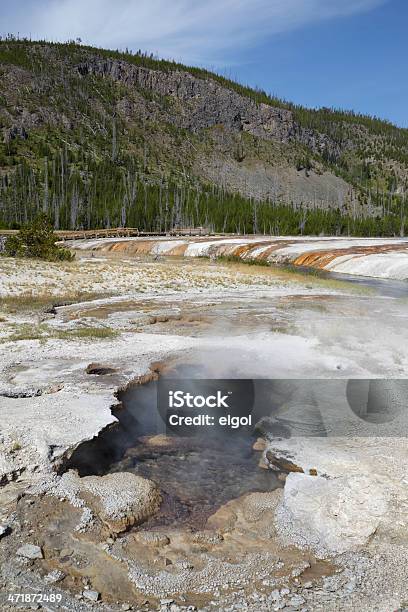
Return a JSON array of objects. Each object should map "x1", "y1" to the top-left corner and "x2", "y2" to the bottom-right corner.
[
  {"x1": 0, "y1": 227, "x2": 214, "y2": 241},
  {"x1": 0, "y1": 227, "x2": 141, "y2": 240}
]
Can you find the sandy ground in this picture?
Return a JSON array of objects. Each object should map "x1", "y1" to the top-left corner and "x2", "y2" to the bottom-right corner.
[{"x1": 0, "y1": 251, "x2": 408, "y2": 611}]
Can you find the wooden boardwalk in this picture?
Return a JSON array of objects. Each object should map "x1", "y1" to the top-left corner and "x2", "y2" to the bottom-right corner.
[{"x1": 0, "y1": 227, "x2": 213, "y2": 241}]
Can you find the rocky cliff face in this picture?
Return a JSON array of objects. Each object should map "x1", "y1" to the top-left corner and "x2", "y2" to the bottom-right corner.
[
  {"x1": 73, "y1": 55, "x2": 353, "y2": 209},
  {"x1": 78, "y1": 58, "x2": 342, "y2": 160}
]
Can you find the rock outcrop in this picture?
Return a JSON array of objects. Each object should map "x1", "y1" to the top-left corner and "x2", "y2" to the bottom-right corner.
[
  {"x1": 77, "y1": 57, "x2": 342, "y2": 161},
  {"x1": 276, "y1": 472, "x2": 388, "y2": 556},
  {"x1": 78, "y1": 472, "x2": 161, "y2": 533}
]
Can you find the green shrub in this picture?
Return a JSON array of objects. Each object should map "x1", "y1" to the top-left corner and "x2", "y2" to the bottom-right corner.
[{"x1": 4, "y1": 214, "x2": 74, "y2": 261}]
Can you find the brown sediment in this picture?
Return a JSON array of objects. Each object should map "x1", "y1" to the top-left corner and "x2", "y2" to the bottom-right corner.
[
  {"x1": 246, "y1": 240, "x2": 298, "y2": 261},
  {"x1": 63, "y1": 299, "x2": 162, "y2": 321},
  {"x1": 118, "y1": 361, "x2": 164, "y2": 391},
  {"x1": 167, "y1": 243, "x2": 189, "y2": 255},
  {"x1": 230, "y1": 242, "x2": 270, "y2": 258},
  {"x1": 265, "y1": 450, "x2": 305, "y2": 473},
  {"x1": 90, "y1": 236, "x2": 240, "y2": 257},
  {"x1": 92, "y1": 239, "x2": 161, "y2": 255},
  {"x1": 253, "y1": 244, "x2": 289, "y2": 260},
  {"x1": 143, "y1": 358, "x2": 177, "y2": 379},
  {"x1": 86, "y1": 363, "x2": 118, "y2": 376},
  {"x1": 65, "y1": 301, "x2": 141, "y2": 320},
  {"x1": 210, "y1": 240, "x2": 296, "y2": 260},
  {"x1": 294, "y1": 243, "x2": 408, "y2": 269},
  {"x1": 108, "y1": 240, "x2": 158, "y2": 255},
  {"x1": 87, "y1": 237, "x2": 301, "y2": 260},
  {"x1": 253, "y1": 438, "x2": 268, "y2": 451}
]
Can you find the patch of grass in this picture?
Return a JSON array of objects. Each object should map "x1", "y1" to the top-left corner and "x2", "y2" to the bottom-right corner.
[
  {"x1": 59, "y1": 327, "x2": 119, "y2": 340},
  {"x1": 215, "y1": 255, "x2": 271, "y2": 267},
  {"x1": 3, "y1": 322, "x2": 119, "y2": 343},
  {"x1": 274, "y1": 267, "x2": 374, "y2": 294},
  {"x1": 0, "y1": 291, "x2": 111, "y2": 313},
  {"x1": 5, "y1": 323, "x2": 49, "y2": 342},
  {"x1": 203, "y1": 254, "x2": 373, "y2": 294},
  {"x1": 277, "y1": 263, "x2": 324, "y2": 277}
]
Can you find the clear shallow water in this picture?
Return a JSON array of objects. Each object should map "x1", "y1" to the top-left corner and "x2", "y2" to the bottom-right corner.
[
  {"x1": 324, "y1": 270, "x2": 408, "y2": 298},
  {"x1": 66, "y1": 365, "x2": 279, "y2": 529}
]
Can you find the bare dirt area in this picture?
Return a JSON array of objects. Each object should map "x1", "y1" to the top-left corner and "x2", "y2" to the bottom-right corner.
[{"x1": 1, "y1": 250, "x2": 408, "y2": 611}]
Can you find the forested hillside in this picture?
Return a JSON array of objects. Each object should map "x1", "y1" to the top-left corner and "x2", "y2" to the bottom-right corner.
[{"x1": 1, "y1": 37, "x2": 408, "y2": 235}]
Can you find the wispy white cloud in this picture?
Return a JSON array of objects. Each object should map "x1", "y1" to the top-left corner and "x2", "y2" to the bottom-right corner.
[{"x1": 2, "y1": 0, "x2": 388, "y2": 65}]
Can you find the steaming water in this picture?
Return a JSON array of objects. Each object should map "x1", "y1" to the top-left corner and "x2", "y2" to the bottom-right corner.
[
  {"x1": 65, "y1": 266, "x2": 408, "y2": 528},
  {"x1": 67, "y1": 363, "x2": 279, "y2": 529}
]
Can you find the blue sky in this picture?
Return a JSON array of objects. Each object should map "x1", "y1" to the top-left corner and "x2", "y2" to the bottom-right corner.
[
  {"x1": 230, "y1": 0, "x2": 408, "y2": 127},
  {"x1": 2, "y1": 0, "x2": 407, "y2": 127}
]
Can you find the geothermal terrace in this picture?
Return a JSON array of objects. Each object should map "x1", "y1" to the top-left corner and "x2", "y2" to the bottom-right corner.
[
  {"x1": 0, "y1": 237, "x2": 408, "y2": 611},
  {"x1": 71, "y1": 235, "x2": 408, "y2": 280}
]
